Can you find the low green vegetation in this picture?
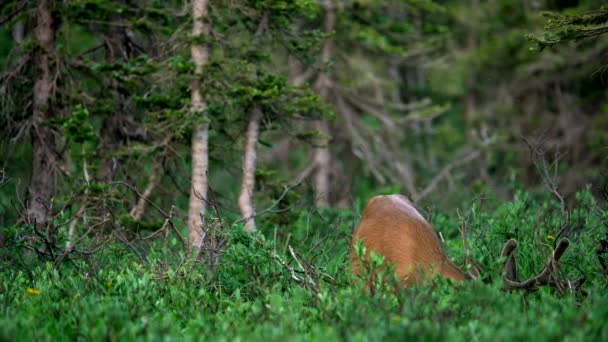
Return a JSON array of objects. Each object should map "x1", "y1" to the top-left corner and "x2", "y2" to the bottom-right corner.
[{"x1": 2, "y1": 189, "x2": 607, "y2": 340}]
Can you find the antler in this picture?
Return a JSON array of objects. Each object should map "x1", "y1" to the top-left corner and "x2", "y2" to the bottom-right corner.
[{"x1": 500, "y1": 238, "x2": 585, "y2": 296}]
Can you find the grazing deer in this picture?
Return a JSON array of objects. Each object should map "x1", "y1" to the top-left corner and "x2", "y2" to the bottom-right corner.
[
  {"x1": 350, "y1": 195, "x2": 471, "y2": 287},
  {"x1": 350, "y1": 195, "x2": 582, "y2": 293}
]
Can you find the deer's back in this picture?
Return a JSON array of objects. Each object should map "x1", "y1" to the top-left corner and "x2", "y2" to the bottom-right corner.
[{"x1": 351, "y1": 195, "x2": 466, "y2": 286}]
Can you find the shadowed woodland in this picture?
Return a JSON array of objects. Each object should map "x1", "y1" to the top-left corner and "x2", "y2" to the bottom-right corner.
[{"x1": 1, "y1": 0, "x2": 608, "y2": 340}]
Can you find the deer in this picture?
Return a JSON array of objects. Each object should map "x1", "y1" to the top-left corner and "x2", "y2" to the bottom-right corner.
[
  {"x1": 350, "y1": 194, "x2": 584, "y2": 294},
  {"x1": 350, "y1": 195, "x2": 471, "y2": 287}
]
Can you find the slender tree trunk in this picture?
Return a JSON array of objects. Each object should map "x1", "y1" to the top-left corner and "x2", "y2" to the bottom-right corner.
[
  {"x1": 238, "y1": 108, "x2": 262, "y2": 232},
  {"x1": 464, "y1": 0, "x2": 478, "y2": 144},
  {"x1": 99, "y1": 1, "x2": 131, "y2": 181},
  {"x1": 27, "y1": 0, "x2": 56, "y2": 225},
  {"x1": 188, "y1": 125, "x2": 208, "y2": 247},
  {"x1": 312, "y1": 0, "x2": 336, "y2": 207},
  {"x1": 66, "y1": 154, "x2": 91, "y2": 249},
  {"x1": 12, "y1": 21, "x2": 25, "y2": 43},
  {"x1": 313, "y1": 120, "x2": 331, "y2": 206},
  {"x1": 187, "y1": 0, "x2": 210, "y2": 249},
  {"x1": 98, "y1": 116, "x2": 122, "y2": 181}
]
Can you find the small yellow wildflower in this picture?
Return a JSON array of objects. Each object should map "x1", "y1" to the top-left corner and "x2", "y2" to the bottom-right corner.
[
  {"x1": 106, "y1": 280, "x2": 112, "y2": 288},
  {"x1": 26, "y1": 288, "x2": 40, "y2": 295},
  {"x1": 547, "y1": 234, "x2": 555, "y2": 240}
]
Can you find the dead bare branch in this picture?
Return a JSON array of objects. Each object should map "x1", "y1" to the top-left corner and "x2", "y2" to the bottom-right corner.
[
  {"x1": 130, "y1": 161, "x2": 163, "y2": 220},
  {"x1": 0, "y1": 55, "x2": 30, "y2": 90},
  {"x1": 414, "y1": 149, "x2": 481, "y2": 203},
  {"x1": 0, "y1": 0, "x2": 26, "y2": 26},
  {"x1": 335, "y1": 95, "x2": 388, "y2": 184},
  {"x1": 54, "y1": 218, "x2": 110, "y2": 268},
  {"x1": 112, "y1": 181, "x2": 170, "y2": 218},
  {"x1": 522, "y1": 135, "x2": 571, "y2": 244}
]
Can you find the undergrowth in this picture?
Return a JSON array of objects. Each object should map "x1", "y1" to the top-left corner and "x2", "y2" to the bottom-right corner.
[{"x1": 1, "y1": 189, "x2": 607, "y2": 341}]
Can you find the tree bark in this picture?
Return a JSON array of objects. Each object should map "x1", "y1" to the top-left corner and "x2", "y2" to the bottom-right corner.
[
  {"x1": 188, "y1": 124, "x2": 208, "y2": 248},
  {"x1": 12, "y1": 21, "x2": 25, "y2": 43},
  {"x1": 27, "y1": 0, "x2": 56, "y2": 225},
  {"x1": 312, "y1": 0, "x2": 336, "y2": 207},
  {"x1": 187, "y1": 0, "x2": 210, "y2": 249},
  {"x1": 238, "y1": 108, "x2": 262, "y2": 232},
  {"x1": 312, "y1": 120, "x2": 331, "y2": 206},
  {"x1": 464, "y1": 0, "x2": 478, "y2": 144},
  {"x1": 98, "y1": 116, "x2": 123, "y2": 181},
  {"x1": 99, "y1": 1, "x2": 132, "y2": 181}
]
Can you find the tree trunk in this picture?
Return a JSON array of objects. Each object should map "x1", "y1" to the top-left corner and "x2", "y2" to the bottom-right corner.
[
  {"x1": 98, "y1": 116, "x2": 123, "y2": 181},
  {"x1": 187, "y1": 0, "x2": 210, "y2": 249},
  {"x1": 27, "y1": 0, "x2": 56, "y2": 225},
  {"x1": 464, "y1": 0, "x2": 478, "y2": 144},
  {"x1": 312, "y1": 0, "x2": 336, "y2": 207},
  {"x1": 188, "y1": 124, "x2": 208, "y2": 248},
  {"x1": 12, "y1": 21, "x2": 25, "y2": 43},
  {"x1": 99, "y1": 1, "x2": 131, "y2": 181},
  {"x1": 313, "y1": 120, "x2": 331, "y2": 206},
  {"x1": 238, "y1": 108, "x2": 262, "y2": 232}
]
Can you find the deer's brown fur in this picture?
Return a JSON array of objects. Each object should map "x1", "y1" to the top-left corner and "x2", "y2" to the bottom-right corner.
[{"x1": 350, "y1": 195, "x2": 467, "y2": 287}]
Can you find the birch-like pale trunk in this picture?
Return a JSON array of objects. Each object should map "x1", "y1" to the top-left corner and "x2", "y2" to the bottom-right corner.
[
  {"x1": 12, "y1": 21, "x2": 25, "y2": 43},
  {"x1": 66, "y1": 155, "x2": 90, "y2": 249},
  {"x1": 187, "y1": 0, "x2": 210, "y2": 249},
  {"x1": 312, "y1": 120, "x2": 331, "y2": 206},
  {"x1": 464, "y1": 0, "x2": 478, "y2": 144},
  {"x1": 238, "y1": 108, "x2": 262, "y2": 232},
  {"x1": 312, "y1": 0, "x2": 336, "y2": 207},
  {"x1": 27, "y1": 0, "x2": 57, "y2": 225}
]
